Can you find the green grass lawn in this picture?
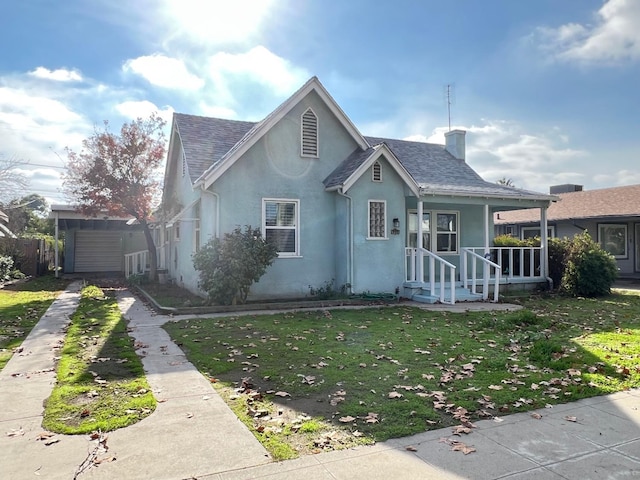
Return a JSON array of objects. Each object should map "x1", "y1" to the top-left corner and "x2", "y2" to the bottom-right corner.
[
  {"x1": 42, "y1": 285, "x2": 156, "y2": 434},
  {"x1": 163, "y1": 290, "x2": 640, "y2": 458},
  {"x1": 0, "y1": 275, "x2": 69, "y2": 370}
]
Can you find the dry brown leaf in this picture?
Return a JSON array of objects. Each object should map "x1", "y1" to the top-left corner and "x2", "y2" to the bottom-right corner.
[
  {"x1": 405, "y1": 445, "x2": 418, "y2": 452},
  {"x1": 530, "y1": 412, "x2": 542, "y2": 420},
  {"x1": 339, "y1": 416, "x2": 356, "y2": 423},
  {"x1": 564, "y1": 415, "x2": 577, "y2": 422},
  {"x1": 388, "y1": 391, "x2": 403, "y2": 399},
  {"x1": 7, "y1": 428, "x2": 24, "y2": 437},
  {"x1": 488, "y1": 385, "x2": 503, "y2": 390},
  {"x1": 274, "y1": 391, "x2": 290, "y2": 397}
]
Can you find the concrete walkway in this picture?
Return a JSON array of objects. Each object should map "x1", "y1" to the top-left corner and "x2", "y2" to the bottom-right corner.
[{"x1": 1, "y1": 284, "x2": 639, "y2": 479}]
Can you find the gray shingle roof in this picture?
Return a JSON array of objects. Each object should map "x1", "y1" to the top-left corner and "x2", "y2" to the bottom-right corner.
[
  {"x1": 326, "y1": 136, "x2": 551, "y2": 199},
  {"x1": 495, "y1": 183, "x2": 640, "y2": 224},
  {"x1": 173, "y1": 113, "x2": 552, "y2": 202},
  {"x1": 173, "y1": 113, "x2": 255, "y2": 183}
]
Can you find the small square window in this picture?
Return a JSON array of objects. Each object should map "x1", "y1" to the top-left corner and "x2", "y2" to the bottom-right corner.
[
  {"x1": 598, "y1": 223, "x2": 627, "y2": 258},
  {"x1": 368, "y1": 200, "x2": 386, "y2": 239}
]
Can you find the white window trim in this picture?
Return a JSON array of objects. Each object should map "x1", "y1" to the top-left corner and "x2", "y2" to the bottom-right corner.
[
  {"x1": 598, "y1": 223, "x2": 628, "y2": 259},
  {"x1": 300, "y1": 108, "x2": 319, "y2": 158},
  {"x1": 372, "y1": 161, "x2": 382, "y2": 182},
  {"x1": 407, "y1": 209, "x2": 460, "y2": 254},
  {"x1": 520, "y1": 226, "x2": 555, "y2": 240},
  {"x1": 262, "y1": 198, "x2": 301, "y2": 258},
  {"x1": 174, "y1": 221, "x2": 180, "y2": 242},
  {"x1": 367, "y1": 199, "x2": 388, "y2": 240}
]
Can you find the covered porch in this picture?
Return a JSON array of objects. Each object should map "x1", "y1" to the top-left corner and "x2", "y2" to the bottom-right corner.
[{"x1": 402, "y1": 198, "x2": 554, "y2": 304}]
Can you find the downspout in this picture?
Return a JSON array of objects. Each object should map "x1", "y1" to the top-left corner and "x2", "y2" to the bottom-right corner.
[
  {"x1": 54, "y1": 211, "x2": 59, "y2": 278},
  {"x1": 337, "y1": 188, "x2": 353, "y2": 294}
]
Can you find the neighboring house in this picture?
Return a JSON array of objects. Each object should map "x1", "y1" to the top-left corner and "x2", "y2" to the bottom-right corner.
[
  {"x1": 495, "y1": 183, "x2": 640, "y2": 277},
  {"x1": 50, "y1": 205, "x2": 147, "y2": 275},
  {"x1": 157, "y1": 77, "x2": 556, "y2": 303},
  {"x1": 0, "y1": 209, "x2": 16, "y2": 238}
]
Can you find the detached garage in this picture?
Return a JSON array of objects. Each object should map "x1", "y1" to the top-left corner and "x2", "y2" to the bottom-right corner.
[{"x1": 50, "y1": 205, "x2": 147, "y2": 275}]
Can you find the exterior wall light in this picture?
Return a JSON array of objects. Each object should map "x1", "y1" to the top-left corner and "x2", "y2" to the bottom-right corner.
[{"x1": 391, "y1": 218, "x2": 400, "y2": 235}]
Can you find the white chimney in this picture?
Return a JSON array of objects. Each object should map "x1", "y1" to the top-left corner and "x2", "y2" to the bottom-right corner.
[{"x1": 445, "y1": 130, "x2": 466, "y2": 161}]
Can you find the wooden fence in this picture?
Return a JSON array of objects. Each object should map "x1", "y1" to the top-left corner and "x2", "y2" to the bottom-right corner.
[{"x1": 0, "y1": 238, "x2": 57, "y2": 276}]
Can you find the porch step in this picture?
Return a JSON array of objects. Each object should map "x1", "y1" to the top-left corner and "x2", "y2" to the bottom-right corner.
[{"x1": 411, "y1": 286, "x2": 483, "y2": 304}]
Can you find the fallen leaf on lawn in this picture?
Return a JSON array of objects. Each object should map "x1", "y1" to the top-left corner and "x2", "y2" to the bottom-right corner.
[
  {"x1": 564, "y1": 416, "x2": 577, "y2": 422},
  {"x1": 339, "y1": 416, "x2": 356, "y2": 423},
  {"x1": 388, "y1": 391, "x2": 403, "y2": 399},
  {"x1": 488, "y1": 385, "x2": 503, "y2": 390},
  {"x1": 352, "y1": 430, "x2": 364, "y2": 437},
  {"x1": 405, "y1": 446, "x2": 418, "y2": 452},
  {"x1": 451, "y1": 425, "x2": 472, "y2": 435}
]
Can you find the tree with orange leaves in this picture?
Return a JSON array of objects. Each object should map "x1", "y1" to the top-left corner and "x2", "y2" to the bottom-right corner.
[{"x1": 63, "y1": 113, "x2": 166, "y2": 280}]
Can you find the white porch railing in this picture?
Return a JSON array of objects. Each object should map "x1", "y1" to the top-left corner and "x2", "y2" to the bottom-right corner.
[
  {"x1": 465, "y1": 246, "x2": 543, "y2": 281},
  {"x1": 124, "y1": 250, "x2": 149, "y2": 278},
  {"x1": 461, "y1": 248, "x2": 501, "y2": 302},
  {"x1": 405, "y1": 247, "x2": 457, "y2": 304}
]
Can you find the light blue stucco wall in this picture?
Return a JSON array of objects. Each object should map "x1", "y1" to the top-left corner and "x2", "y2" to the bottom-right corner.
[
  {"x1": 347, "y1": 155, "x2": 407, "y2": 294},
  {"x1": 199, "y1": 90, "x2": 361, "y2": 300}
]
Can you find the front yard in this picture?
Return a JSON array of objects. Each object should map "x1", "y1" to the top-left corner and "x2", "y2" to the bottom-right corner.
[{"x1": 163, "y1": 291, "x2": 640, "y2": 459}]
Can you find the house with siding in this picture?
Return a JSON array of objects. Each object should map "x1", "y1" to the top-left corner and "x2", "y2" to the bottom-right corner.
[
  {"x1": 155, "y1": 77, "x2": 556, "y2": 303},
  {"x1": 495, "y1": 183, "x2": 640, "y2": 277}
]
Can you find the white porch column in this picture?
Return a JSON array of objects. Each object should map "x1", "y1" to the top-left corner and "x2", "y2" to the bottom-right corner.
[
  {"x1": 417, "y1": 199, "x2": 424, "y2": 282},
  {"x1": 484, "y1": 204, "x2": 490, "y2": 254},
  {"x1": 54, "y1": 211, "x2": 59, "y2": 278},
  {"x1": 540, "y1": 206, "x2": 549, "y2": 278}
]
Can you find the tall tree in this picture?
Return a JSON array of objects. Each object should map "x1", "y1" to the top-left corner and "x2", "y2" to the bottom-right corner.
[
  {"x1": 2, "y1": 193, "x2": 51, "y2": 235},
  {"x1": 0, "y1": 155, "x2": 28, "y2": 202},
  {"x1": 63, "y1": 114, "x2": 166, "y2": 279}
]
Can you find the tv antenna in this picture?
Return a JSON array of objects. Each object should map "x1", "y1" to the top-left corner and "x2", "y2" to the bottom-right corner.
[{"x1": 444, "y1": 83, "x2": 455, "y2": 131}]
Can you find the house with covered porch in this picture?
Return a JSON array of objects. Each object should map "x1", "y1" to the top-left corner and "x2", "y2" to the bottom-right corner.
[{"x1": 155, "y1": 76, "x2": 557, "y2": 304}]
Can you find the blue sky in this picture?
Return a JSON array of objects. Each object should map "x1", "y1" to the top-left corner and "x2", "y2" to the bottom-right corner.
[{"x1": 1, "y1": 0, "x2": 639, "y2": 205}]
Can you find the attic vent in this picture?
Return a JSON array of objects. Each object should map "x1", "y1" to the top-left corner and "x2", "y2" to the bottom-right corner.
[
  {"x1": 372, "y1": 161, "x2": 382, "y2": 182},
  {"x1": 181, "y1": 153, "x2": 186, "y2": 177},
  {"x1": 301, "y1": 108, "x2": 318, "y2": 157}
]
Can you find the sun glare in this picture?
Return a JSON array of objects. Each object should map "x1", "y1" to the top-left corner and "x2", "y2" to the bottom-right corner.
[{"x1": 165, "y1": 0, "x2": 276, "y2": 45}]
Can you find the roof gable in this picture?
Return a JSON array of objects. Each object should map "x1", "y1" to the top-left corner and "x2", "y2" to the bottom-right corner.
[
  {"x1": 194, "y1": 76, "x2": 369, "y2": 189},
  {"x1": 324, "y1": 143, "x2": 419, "y2": 196}
]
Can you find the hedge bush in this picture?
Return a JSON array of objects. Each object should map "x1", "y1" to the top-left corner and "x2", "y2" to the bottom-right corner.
[
  {"x1": 561, "y1": 232, "x2": 618, "y2": 297},
  {"x1": 0, "y1": 255, "x2": 14, "y2": 281},
  {"x1": 193, "y1": 226, "x2": 278, "y2": 305}
]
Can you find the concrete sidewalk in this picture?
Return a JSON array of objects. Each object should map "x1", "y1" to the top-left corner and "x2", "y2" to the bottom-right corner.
[{"x1": 1, "y1": 284, "x2": 639, "y2": 479}]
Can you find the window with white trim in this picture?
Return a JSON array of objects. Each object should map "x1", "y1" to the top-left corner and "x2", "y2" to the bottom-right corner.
[
  {"x1": 372, "y1": 161, "x2": 382, "y2": 182},
  {"x1": 368, "y1": 200, "x2": 387, "y2": 239},
  {"x1": 598, "y1": 223, "x2": 627, "y2": 258},
  {"x1": 407, "y1": 210, "x2": 459, "y2": 253},
  {"x1": 301, "y1": 108, "x2": 318, "y2": 157},
  {"x1": 193, "y1": 202, "x2": 201, "y2": 253},
  {"x1": 263, "y1": 199, "x2": 299, "y2": 256}
]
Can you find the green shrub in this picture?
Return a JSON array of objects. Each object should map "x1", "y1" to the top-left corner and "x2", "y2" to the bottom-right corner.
[
  {"x1": 493, "y1": 234, "x2": 540, "y2": 247},
  {"x1": 548, "y1": 237, "x2": 571, "y2": 289},
  {"x1": 193, "y1": 225, "x2": 278, "y2": 305},
  {"x1": 561, "y1": 232, "x2": 618, "y2": 297},
  {"x1": 0, "y1": 255, "x2": 14, "y2": 281}
]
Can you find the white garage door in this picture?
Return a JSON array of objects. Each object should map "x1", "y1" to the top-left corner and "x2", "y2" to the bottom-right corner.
[{"x1": 75, "y1": 231, "x2": 123, "y2": 272}]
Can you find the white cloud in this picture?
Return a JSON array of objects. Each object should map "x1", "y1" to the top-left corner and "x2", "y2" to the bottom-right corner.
[
  {"x1": 123, "y1": 54, "x2": 204, "y2": 90},
  {"x1": 160, "y1": 0, "x2": 276, "y2": 46},
  {"x1": 207, "y1": 46, "x2": 310, "y2": 97},
  {"x1": 535, "y1": 0, "x2": 640, "y2": 64},
  {"x1": 405, "y1": 120, "x2": 588, "y2": 194},
  {"x1": 114, "y1": 100, "x2": 174, "y2": 122},
  {"x1": 28, "y1": 67, "x2": 83, "y2": 82}
]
